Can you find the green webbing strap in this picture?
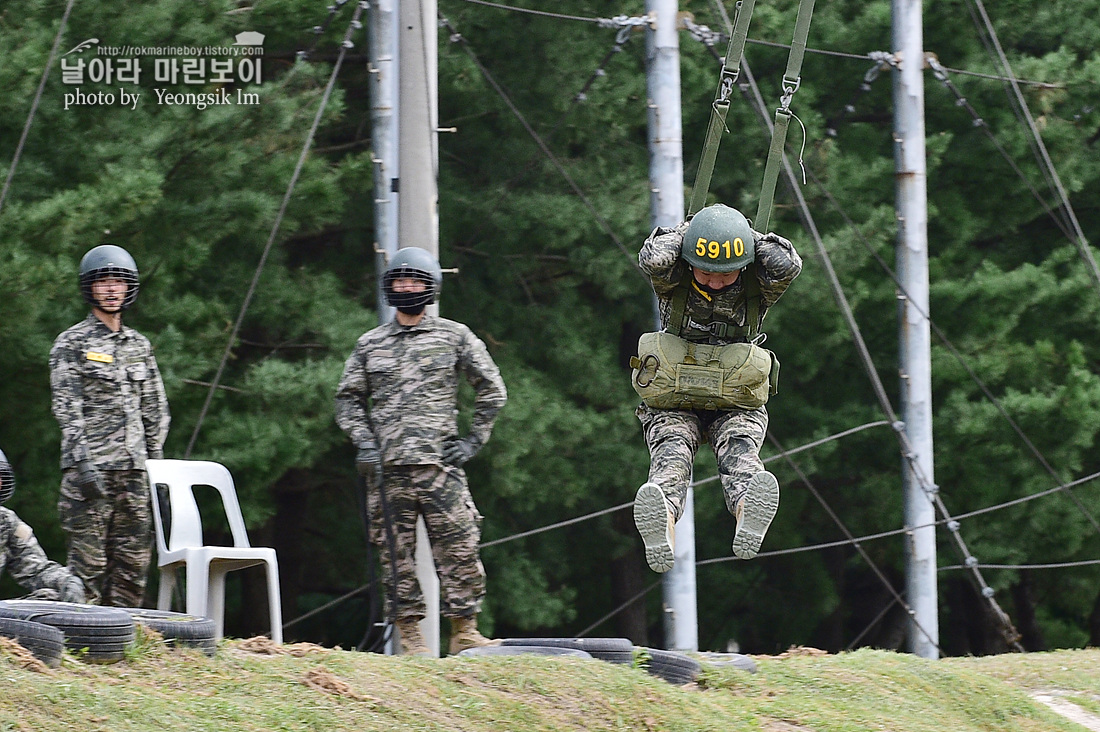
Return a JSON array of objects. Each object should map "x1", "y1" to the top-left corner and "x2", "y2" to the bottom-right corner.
[
  {"x1": 687, "y1": 0, "x2": 758, "y2": 217},
  {"x1": 754, "y1": 0, "x2": 816, "y2": 233}
]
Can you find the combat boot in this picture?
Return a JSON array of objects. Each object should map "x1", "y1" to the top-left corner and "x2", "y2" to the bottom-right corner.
[
  {"x1": 396, "y1": 618, "x2": 432, "y2": 657},
  {"x1": 448, "y1": 615, "x2": 499, "y2": 655},
  {"x1": 634, "y1": 481, "x2": 676, "y2": 573},
  {"x1": 732, "y1": 471, "x2": 780, "y2": 560}
]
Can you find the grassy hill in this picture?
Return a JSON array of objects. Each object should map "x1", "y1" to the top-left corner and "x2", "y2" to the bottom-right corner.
[{"x1": 1, "y1": 633, "x2": 1098, "y2": 732}]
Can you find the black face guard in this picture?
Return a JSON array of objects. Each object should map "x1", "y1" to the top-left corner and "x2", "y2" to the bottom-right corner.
[
  {"x1": 80, "y1": 268, "x2": 140, "y2": 311},
  {"x1": 383, "y1": 269, "x2": 436, "y2": 315}
]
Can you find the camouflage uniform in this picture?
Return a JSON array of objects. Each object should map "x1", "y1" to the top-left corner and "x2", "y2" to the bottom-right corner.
[
  {"x1": 334, "y1": 315, "x2": 507, "y2": 622},
  {"x1": 638, "y1": 220, "x2": 802, "y2": 520},
  {"x1": 49, "y1": 313, "x2": 170, "y2": 606},
  {"x1": 0, "y1": 507, "x2": 86, "y2": 602}
]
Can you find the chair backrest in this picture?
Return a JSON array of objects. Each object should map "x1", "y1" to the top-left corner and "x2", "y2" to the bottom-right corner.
[{"x1": 145, "y1": 459, "x2": 252, "y2": 554}]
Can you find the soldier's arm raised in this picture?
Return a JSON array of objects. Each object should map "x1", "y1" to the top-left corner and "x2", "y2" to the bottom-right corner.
[
  {"x1": 753, "y1": 231, "x2": 803, "y2": 307},
  {"x1": 638, "y1": 219, "x2": 690, "y2": 295}
]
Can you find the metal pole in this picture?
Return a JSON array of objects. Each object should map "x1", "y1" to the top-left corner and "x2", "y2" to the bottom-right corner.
[
  {"x1": 368, "y1": 0, "x2": 400, "y2": 655},
  {"x1": 370, "y1": 0, "x2": 398, "y2": 318},
  {"x1": 892, "y1": 0, "x2": 938, "y2": 659},
  {"x1": 646, "y1": 0, "x2": 697, "y2": 653},
  {"x1": 398, "y1": 0, "x2": 441, "y2": 657}
]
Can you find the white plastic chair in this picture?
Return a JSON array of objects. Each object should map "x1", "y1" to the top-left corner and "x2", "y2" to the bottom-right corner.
[{"x1": 144, "y1": 459, "x2": 283, "y2": 643}]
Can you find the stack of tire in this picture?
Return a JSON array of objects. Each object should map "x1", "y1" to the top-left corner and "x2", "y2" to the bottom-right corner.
[
  {"x1": 0, "y1": 601, "x2": 135, "y2": 665},
  {"x1": 121, "y1": 608, "x2": 218, "y2": 657},
  {"x1": 0, "y1": 601, "x2": 217, "y2": 666},
  {"x1": 461, "y1": 637, "x2": 704, "y2": 686}
]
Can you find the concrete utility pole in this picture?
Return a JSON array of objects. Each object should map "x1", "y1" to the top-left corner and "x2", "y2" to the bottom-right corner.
[
  {"x1": 891, "y1": 0, "x2": 939, "y2": 659},
  {"x1": 369, "y1": 0, "x2": 442, "y2": 656},
  {"x1": 369, "y1": 0, "x2": 398, "y2": 319},
  {"x1": 645, "y1": 0, "x2": 698, "y2": 653},
  {"x1": 399, "y1": 0, "x2": 442, "y2": 658}
]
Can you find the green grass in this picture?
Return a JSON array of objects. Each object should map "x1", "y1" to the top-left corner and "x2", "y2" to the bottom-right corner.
[{"x1": 0, "y1": 638, "x2": 1097, "y2": 732}]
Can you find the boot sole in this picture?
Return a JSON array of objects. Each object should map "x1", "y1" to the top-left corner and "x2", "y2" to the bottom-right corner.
[
  {"x1": 634, "y1": 482, "x2": 675, "y2": 573},
  {"x1": 732, "y1": 471, "x2": 780, "y2": 560}
]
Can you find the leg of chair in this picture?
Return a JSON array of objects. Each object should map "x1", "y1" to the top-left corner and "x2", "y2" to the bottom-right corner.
[
  {"x1": 185, "y1": 560, "x2": 211, "y2": 629},
  {"x1": 157, "y1": 567, "x2": 177, "y2": 611},
  {"x1": 264, "y1": 557, "x2": 283, "y2": 644},
  {"x1": 208, "y1": 567, "x2": 229, "y2": 642}
]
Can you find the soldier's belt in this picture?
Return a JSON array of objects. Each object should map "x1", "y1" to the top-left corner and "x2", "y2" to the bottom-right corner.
[{"x1": 629, "y1": 331, "x2": 779, "y2": 411}]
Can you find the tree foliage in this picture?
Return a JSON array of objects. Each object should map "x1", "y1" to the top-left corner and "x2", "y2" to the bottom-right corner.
[{"x1": 1, "y1": 0, "x2": 1098, "y2": 655}]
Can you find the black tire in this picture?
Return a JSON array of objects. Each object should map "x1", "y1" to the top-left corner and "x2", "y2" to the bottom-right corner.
[
  {"x1": 120, "y1": 608, "x2": 217, "y2": 656},
  {"x1": 0, "y1": 617, "x2": 65, "y2": 668},
  {"x1": 457, "y1": 645, "x2": 593, "y2": 659},
  {"x1": 0, "y1": 600, "x2": 135, "y2": 664},
  {"x1": 694, "y1": 651, "x2": 758, "y2": 674},
  {"x1": 501, "y1": 637, "x2": 634, "y2": 664},
  {"x1": 637, "y1": 647, "x2": 702, "y2": 685}
]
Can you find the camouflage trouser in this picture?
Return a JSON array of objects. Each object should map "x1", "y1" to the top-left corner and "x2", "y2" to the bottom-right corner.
[
  {"x1": 58, "y1": 468, "x2": 152, "y2": 607},
  {"x1": 636, "y1": 403, "x2": 769, "y2": 522},
  {"x1": 368, "y1": 464, "x2": 486, "y2": 622}
]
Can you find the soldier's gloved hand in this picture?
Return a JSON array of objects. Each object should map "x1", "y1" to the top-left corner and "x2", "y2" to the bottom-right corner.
[
  {"x1": 356, "y1": 447, "x2": 383, "y2": 484},
  {"x1": 442, "y1": 437, "x2": 481, "y2": 467},
  {"x1": 73, "y1": 460, "x2": 105, "y2": 500},
  {"x1": 59, "y1": 576, "x2": 87, "y2": 604}
]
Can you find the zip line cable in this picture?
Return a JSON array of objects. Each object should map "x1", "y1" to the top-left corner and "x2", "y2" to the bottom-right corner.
[
  {"x1": 790, "y1": 95, "x2": 1100, "y2": 540},
  {"x1": 299, "y1": 0, "x2": 352, "y2": 61},
  {"x1": 453, "y1": 0, "x2": 1060, "y2": 89},
  {"x1": 185, "y1": 3, "x2": 368, "y2": 457},
  {"x1": 580, "y1": 459, "x2": 1095, "y2": 641},
  {"x1": 576, "y1": 578, "x2": 661, "y2": 639},
  {"x1": 691, "y1": 25, "x2": 1100, "y2": 542},
  {"x1": 766, "y1": 431, "x2": 943, "y2": 654},
  {"x1": 438, "y1": 13, "x2": 643, "y2": 274},
  {"x1": 277, "y1": 459, "x2": 1100, "y2": 634},
  {"x1": 449, "y1": 0, "x2": 629, "y2": 25},
  {"x1": 0, "y1": 0, "x2": 78, "y2": 219},
  {"x1": 962, "y1": 1, "x2": 1068, "y2": 234},
  {"x1": 696, "y1": 467, "x2": 1100, "y2": 563},
  {"x1": 926, "y1": 57, "x2": 1077, "y2": 243},
  {"x1": 441, "y1": 15, "x2": 636, "y2": 260},
  {"x1": 963, "y1": 0, "x2": 1100, "y2": 300},
  {"x1": 942, "y1": 560, "x2": 1100, "y2": 571},
  {"x1": 736, "y1": 56, "x2": 1023, "y2": 649},
  {"x1": 481, "y1": 420, "x2": 893, "y2": 548}
]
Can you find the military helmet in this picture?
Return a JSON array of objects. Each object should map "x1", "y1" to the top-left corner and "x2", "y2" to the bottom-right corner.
[
  {"x1": 681, "y1": 204, "x2": 755, "y2": 273},
  {"x1": 79, "y1": 244, "x2": 140, "y2": 310},
  {"x1": 383, "y1": 247, "x2": 443, "y2": 312},
  {"x1": 0, "y1": 447, "x2": 14, "y2": 505}
]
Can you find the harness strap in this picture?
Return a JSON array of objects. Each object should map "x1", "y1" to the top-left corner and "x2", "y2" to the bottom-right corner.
[
  {"x1": 665, "y1": 262, "x2": 762, "y2": 341},
  {"x1": 754, "y1": 0, "x2": 816, "y2": 233},
  {"x1": 687, "y1": 0, "x2": 758, "y2": 217}
]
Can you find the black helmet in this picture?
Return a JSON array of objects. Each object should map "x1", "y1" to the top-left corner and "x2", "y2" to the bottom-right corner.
[
  {"x1": 681, "y1": 204, "x2": 755, "y2": 273},
  {"x1": 0, "y1": 447, "x2": 14, "y2": 505},
  {"x1": 382, "y1": 247, "x2": 443, "y2": 314},
  {"x1": 79, "y1": 244, "x2": 140, "y2": 310}
]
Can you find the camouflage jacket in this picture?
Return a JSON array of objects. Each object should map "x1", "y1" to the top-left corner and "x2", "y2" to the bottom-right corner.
[
  {"x1": 0, "y1": 507, "x2": 83, "y2": 600},
  {"x1": 640, "y1": 220, "x2": 803, "y2": 344},
  {"x1": 49, "y1": 314, "x2": 170, "y2": 470},
  {"x1": 334, "y1": 316, "x2": 507, "y2": 466}
]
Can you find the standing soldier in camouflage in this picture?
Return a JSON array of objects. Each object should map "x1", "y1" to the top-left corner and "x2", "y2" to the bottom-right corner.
[
  {"x1": 630, "y1": 204, "x2": 802, "y2": 573},
  {"x1": 0, "y1": 447, "x2": 86, "y2": 602},
  {"x1": 49, "y1": 245, "x2": 170, "y2": 606},
  {"x1": 335, "y1": 247, "x2": 507, "y2": 657}
]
